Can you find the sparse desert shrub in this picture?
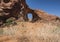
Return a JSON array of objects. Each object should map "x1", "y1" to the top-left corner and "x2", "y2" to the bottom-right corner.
[{"x1": 5, "y1": 17, "x2": 17, "y2": 26}]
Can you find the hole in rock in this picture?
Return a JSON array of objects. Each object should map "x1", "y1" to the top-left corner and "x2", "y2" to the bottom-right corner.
[{"x1": 27, "y1": 13, "x2": 33, "y2": 21}]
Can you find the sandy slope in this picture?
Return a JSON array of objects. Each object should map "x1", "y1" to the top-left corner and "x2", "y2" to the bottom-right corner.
[{"x1": 0, "y1": 21, "x2": 60, "y2": 42}]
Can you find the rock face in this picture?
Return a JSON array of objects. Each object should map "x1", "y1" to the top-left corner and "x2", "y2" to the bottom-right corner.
[
  {"x1": 0, "y1": 0, "x2": 60, "y2": 25},
  {"x1": 0, "y1": 0, "x2": 22, "y2": 25},
  {"x1": 0, "y1": 0, "x2": 60, "y2": 42},
  {"x1": 34, "y1": 10, "x2": 60, "y2": 22}
]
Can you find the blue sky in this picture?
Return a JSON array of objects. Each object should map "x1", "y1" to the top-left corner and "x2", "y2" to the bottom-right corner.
[{"x1": 26, "y1": 0, "x2": 60, "y2": 17}]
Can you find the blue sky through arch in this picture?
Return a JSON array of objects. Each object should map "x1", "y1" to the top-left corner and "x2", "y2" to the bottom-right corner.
[{"x1": 27, "y1": 13, "x2": 33, "y2": 20}]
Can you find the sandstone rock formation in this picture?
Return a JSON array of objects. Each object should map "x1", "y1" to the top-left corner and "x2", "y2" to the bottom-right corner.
[
  {"x1": 0, "y1": 0, "x2": 60, "y2": 26},
  {"x1": 0, "y1": 0, "x2": 60, "y2": 42},
  {"x1": 34, "y1": 10, "x2": 60, "y2": 22},
  {"x1": 0, "y1": 0, "x2": 22, "y2": 25}
]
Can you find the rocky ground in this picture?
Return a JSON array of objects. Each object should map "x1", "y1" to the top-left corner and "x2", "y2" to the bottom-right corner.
[
  {"x1": 0, "y1": 9, "x2": 60, "y2": 42},
  {"x1": 0, "y1": 19, "x2": 60, "y2": 42}
]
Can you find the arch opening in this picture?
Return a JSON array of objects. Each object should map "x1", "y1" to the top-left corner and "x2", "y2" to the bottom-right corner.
[{"x1": 27, "y1": 13, "x2": 33, "y2": 21}]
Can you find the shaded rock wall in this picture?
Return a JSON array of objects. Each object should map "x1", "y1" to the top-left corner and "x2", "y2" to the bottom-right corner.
[{"x1": 0, "y1": 0, "x2": 60, "y2": 25}]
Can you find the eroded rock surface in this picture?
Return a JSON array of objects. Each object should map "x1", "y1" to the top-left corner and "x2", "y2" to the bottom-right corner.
[
  {"x1": 0, "y1": 0, "x2": 60, "y2": 26},
  {"x1": 0, "y1": 0, "x2": 60, "y2": 42}
]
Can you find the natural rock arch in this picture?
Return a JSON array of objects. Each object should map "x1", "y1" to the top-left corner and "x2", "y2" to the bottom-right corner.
[
  {"x1": 18, "y1": 0, "x2": 40, "y2": 22},
  {"x1": 0, "y1": 0, "x2": 42, "y2": 25},
  {"x1": 0, "y1": 0, "x2": 59, "y2": 26}
]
